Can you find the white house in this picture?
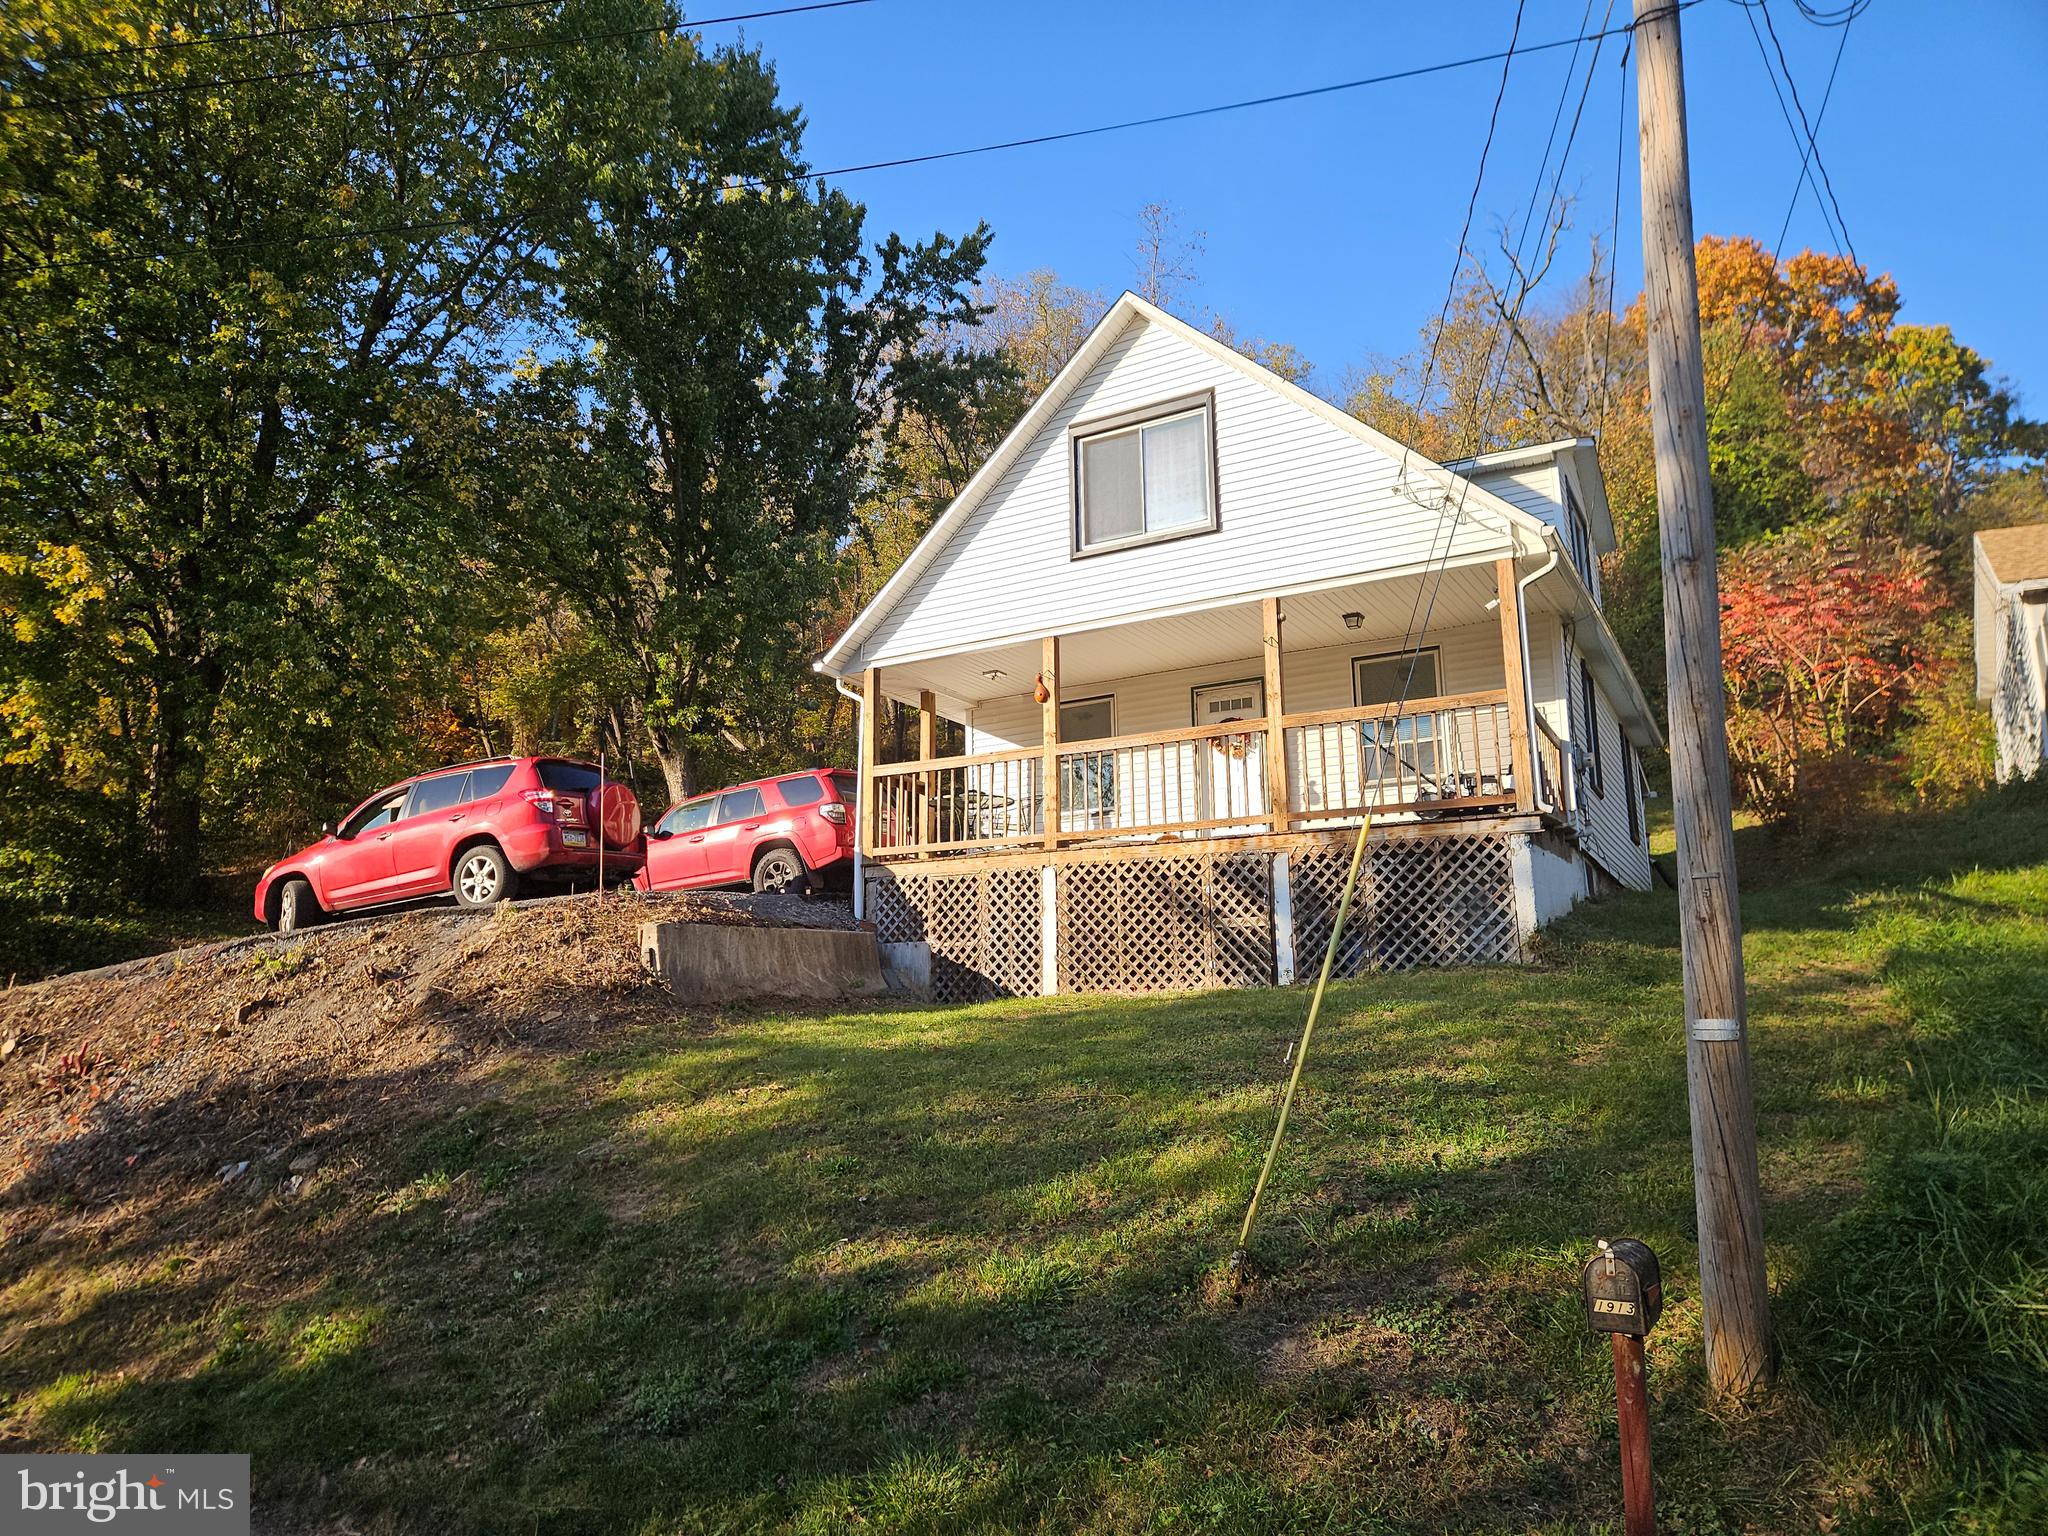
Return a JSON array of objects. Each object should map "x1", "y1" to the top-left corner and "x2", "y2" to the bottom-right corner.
[
  {"x1": 817, "y1": 293, "x2": 1660, "y2": 999},
  {"x1": 1974, "y1": 525, "x2": 2048, "y2": 783}
]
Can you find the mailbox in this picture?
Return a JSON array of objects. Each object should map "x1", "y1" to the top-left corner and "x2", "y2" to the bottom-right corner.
[{"x1": 1582, "y1": 1238, "x2": 1662, "y2": 1338}]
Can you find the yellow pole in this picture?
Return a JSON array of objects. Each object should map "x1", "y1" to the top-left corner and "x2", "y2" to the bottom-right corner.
[{"x1": 1235, "y1": 799, "x2": 1381, "y2": 1254}]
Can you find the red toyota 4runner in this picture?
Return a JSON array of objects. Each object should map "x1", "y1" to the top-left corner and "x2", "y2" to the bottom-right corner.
[
  {"x1": 254, "y1": 757, "x2": 643, "y2": 932},
  {"x1": 637, "y1": 769, "x2": 855, "y2": 897}
]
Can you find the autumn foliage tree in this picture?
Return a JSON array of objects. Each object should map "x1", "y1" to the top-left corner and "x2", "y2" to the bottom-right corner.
[{"x1": 1718, "y1": 525, "x2": 1944, "y2": 822}]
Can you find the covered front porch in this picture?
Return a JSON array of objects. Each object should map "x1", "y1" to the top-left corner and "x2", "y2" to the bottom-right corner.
[{"x1": 853, "y1": 556, "x2": 1573, "y2": 863}]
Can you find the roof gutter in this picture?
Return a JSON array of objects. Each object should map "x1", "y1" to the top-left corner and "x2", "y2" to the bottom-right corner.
[
  {"x1": 1517, "y1": 542, "x2": 1562, "y2": 812},
  {"x1": 832, "y1": 673, "x2": 867, "y2": 923}
]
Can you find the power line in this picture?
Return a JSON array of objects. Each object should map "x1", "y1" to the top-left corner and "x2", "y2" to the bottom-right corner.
[
  {"x1": 38, "y1": 0, "x2": 592, "y2": 60},
  {"x1": 4, "y1": 8, "x2": 1696, "y2": 275},
  {"x1": 1598, "y1": 29, "x2": 1631, "y2": 431},
  {"x1": 1756, "y1": 0, "x2": 1857, "y2": 265},
  {"x1": 764, "y1": 9, "x2": 1684, "y2": 186},
  {"x1": 1402, "y1": 3, "x2": 1530, "y2": 455},
  {"x1": 1238, "y1": 0, "x2": 1542, "y2": 1260},
  {"x1": 1735, "y1": 0, "x2": 1850, "y2": 256},
  {"x1": 1764, "y1": 12, "x2": 1851, "y2": 269},
  {"x1": 1705, "y1": 5, "x2": 1854, "y2": 417},
  {"x1": 3, "y1": 0, "x2": 873, "y2": 113},
  {"x1": 1511, "y1": 0, "x2": 1600, "y2": 265},
  {"x1": 1790, "y1": 0, "x2": 1871, "y2": 27}
]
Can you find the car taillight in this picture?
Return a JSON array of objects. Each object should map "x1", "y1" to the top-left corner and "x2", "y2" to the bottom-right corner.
[
  {"x1": 521, "y1": 790, "x2": 557, "y2": 816},
  {"x1": 820, "y1": 802, "x2": 848, "y2": 825}
]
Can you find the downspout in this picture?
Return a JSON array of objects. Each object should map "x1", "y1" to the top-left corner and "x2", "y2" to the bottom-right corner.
[
  {"x1": 830, "y1": 670, "x2": 867, "y2": 923},
  {"x1": 1518, "y1": 541, "x2": 1562, "y2": 813}
]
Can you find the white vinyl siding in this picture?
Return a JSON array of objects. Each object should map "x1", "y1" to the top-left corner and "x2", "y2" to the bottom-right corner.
[
  {"x1": 853, "y1": 316, "x2": 1524, "y2": 669},
  {"x1": 1466, "y1": 462, "x2": 1601, "y2": 603},
  {"x1": 1556, "y1": 625, "x2": 1651, "y2": 891}
]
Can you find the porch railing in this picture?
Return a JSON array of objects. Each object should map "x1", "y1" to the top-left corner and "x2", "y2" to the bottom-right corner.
[
  {"x1": 1534, "y1": 713, "x2": 1573, "y2": 822},
  {"x1": 865, "y1": 687, "x2": 1541, "y2": 859},
  {"x1": 869, "y1": 747, "x2": 1045, "y2": 856},
  {"x1": 1056, "y1": 720, "x2": 1270, "y2": 839}
]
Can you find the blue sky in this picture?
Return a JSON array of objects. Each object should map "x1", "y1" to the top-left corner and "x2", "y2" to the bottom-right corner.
[{"x1": 727, "y1": 0, "x2": 2047, "y2": 411}]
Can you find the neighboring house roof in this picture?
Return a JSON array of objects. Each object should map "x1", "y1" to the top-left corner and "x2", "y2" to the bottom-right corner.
[{"x1": 1975, "y1": 524, "x2": 2048, "y2": 587}]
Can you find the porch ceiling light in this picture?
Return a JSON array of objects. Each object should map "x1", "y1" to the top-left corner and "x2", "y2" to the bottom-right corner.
[
  {"x1": 982, "y1": 668, "x2": 1006, "y2": 682},
  {"x1": 1341, "y1": 611, "x2": 1365, "y2": 630}
]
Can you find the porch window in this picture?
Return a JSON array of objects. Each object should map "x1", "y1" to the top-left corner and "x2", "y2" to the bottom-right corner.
[
  {"x1": 1352, "y1": 647, "x2": 1443, "y2": 798},
  {"x1": 1072, "y1": 396, "x2": 1215, "y2": 554},
  {"x1": 1057, "y1": 695, "x2": 1117, "y2": 827},
  {"x1": 1353, "y1": 648, "x2": 1439, "y2": 707}
]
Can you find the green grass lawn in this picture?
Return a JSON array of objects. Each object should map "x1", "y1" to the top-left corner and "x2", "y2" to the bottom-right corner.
[{"x1": 5, "y1": 786, "x2": 2046, "y2": 1533}]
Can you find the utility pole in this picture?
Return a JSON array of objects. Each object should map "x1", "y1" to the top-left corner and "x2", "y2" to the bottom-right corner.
[{"x1": 1631, "y1": 0, "x2": 1774, "y2": 1394}]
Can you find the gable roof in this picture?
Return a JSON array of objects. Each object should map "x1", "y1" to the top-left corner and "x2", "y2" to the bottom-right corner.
[
  {"x1": 1447, "y1": 437, "x2": 1617, "y2": 554},
  {"x1": 817, "y1": 292, "x2": 1557, "y2": 678},
  {"x1": 1976, "y1": 524, "x2": 2048, "y2": 587}
]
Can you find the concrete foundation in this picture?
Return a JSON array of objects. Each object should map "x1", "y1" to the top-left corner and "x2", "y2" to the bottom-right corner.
[{"x1": 640, "y1": 921, "x2": 888, "y2": 1004}]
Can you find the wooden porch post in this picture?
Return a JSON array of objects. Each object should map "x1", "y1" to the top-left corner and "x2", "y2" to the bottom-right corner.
[
  {"x1": 1040, "y1": 636, "x2": 1061, "y2": 851},
  {"x1": 860, "y1": 666, "x2": 883, "y2": 858},
  {"x1": 1262, "y1": 596, "x2": 1290, "y2": 833},
  {"x1": 916, "y1": 689, "x2": 937, "y2": 859},
  {"x1": 1495, "y1": 558, "x2": 1538, "y2": 812}
]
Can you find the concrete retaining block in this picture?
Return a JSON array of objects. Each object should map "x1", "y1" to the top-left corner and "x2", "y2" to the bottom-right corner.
[
  {"x1": 878, "y1": 940, "x2": 931, "y2": 996},
  {"x1": 640, "y1": 921, "x2": 888, "y2": 1004}
]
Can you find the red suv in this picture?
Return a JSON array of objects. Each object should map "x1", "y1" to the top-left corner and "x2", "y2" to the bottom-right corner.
[
  {"x1": 637, "y1": 769, "x2": 855, "y2": 896},
  {"x1": 255, "y1": 757, "x2": 644, "y2": 932}
]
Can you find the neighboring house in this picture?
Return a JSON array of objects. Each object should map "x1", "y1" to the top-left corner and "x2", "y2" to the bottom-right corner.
[
  {"x1": 818, "y1": 293, "x2": 1660, "y2": 999},
  {"x1": 1974, "y1": 525, "x2": 2048, "y2": 783}
]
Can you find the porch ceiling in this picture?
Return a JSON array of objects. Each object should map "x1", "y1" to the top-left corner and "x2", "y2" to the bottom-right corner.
[{"x1": 870, "y1": 560, "x2": 1505, "y2": 715}]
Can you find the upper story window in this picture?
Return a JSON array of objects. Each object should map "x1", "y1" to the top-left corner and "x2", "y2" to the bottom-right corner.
[{"x1": 1072, "y1": 393, "x2": 1216, "y2": 555}]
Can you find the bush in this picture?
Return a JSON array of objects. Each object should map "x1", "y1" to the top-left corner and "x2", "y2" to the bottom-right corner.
[{"x1": 1897, "y1": 621, "x2": 1998, "y2": 810}]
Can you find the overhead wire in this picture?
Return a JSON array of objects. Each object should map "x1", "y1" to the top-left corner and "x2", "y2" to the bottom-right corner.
[
  {"x1": 1238, "y1": 0, "x2": 1625, "y2": 1261},
  {"x1": 1238, "y1": 0, "x2": 1643, "y2": 1262},
  {"x1": 1755, "y1": 0, "x2": 1857, "y2": 265},
  {"x1": 30, "y1": 0, "x2": 712, "y2": 61},
  {"x1": 1707, "y1": 4, "x2": 1855, "y2": 417},
  {"x1": 1598, "y1": 28, "x2": 1632, "y2": 432},
  {"x1": 3, "y1": 6, "x2": 1698, "y2": 276},
  {"x1": 3, "y1": 0, "x2": 874, "y2": 112},
  {"x1": 1734, "y1": 0, "x2": 1847, "y2": 254}
]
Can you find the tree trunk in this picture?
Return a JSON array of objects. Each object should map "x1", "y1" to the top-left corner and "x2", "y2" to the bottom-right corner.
[
  {"x1": 140, "y1": 666, "x2": 216, "y2": 905},
  {"x1": 648, "y1": 725, "x2": 699, "y2": 806}
]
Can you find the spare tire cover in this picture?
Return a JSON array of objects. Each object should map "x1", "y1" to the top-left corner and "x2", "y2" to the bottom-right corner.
[{"x1": 594, "y1": 782, "x2": 643, "y2": 848}]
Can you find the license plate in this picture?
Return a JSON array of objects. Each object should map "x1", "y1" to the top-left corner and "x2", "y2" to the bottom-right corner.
[{"x1": 561, "y1": 830, "x2": 589, "y2": 848}]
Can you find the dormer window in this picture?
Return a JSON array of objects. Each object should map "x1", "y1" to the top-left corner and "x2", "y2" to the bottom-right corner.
[{"x1": 1071, "y1": 393, "x2": 1216, "y2": 555}]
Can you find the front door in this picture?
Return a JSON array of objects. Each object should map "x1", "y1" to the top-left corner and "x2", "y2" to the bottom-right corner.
[{"x1": 1191, "y1": 678, "x2": 1266, "y2": 825}]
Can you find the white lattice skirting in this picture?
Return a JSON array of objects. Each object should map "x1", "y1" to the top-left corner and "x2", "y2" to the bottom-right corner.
[{"x1": 866, "y1": 826, "x2": 1550, "y2": 1001}]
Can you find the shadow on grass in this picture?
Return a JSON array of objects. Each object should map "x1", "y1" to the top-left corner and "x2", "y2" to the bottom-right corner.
[{"x1": 10, "y1": 783, "x2": 2048, "y2": 1530}]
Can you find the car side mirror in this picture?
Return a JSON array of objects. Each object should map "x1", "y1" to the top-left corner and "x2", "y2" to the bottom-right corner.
[
  {"x1": 653, "y1": 828, "x2": 673, "y2": 840},
  {"x1": 321, "y1": 821, "x2": 334, "y2": 838}
]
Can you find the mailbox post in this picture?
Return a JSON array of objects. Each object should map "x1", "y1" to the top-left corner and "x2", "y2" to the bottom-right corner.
[{"x1": 1583, "y1": 1239, "x2": 1662, "y2": 1536}]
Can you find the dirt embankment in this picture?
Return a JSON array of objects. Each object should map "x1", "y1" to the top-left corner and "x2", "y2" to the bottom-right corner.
[{"x1": 0, "y1": 890, "x2": 852, "y2": 1241}]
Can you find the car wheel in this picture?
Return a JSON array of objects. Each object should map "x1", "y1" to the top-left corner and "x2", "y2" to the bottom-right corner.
[
  {"x1": 752, "y1": 847, "x2": 810, "y2": 896},
  {"x1": 454, "y1": 845, "x2": 518, "y2": 908},
  {"x1": 275, "y1": 876, "x2": 320, "y2": 934}
]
